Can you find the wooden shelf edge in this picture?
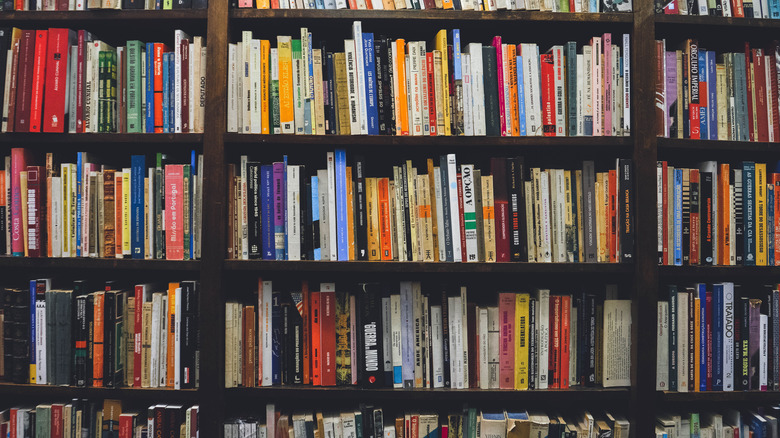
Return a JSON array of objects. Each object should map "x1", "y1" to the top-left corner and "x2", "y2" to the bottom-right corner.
[
  {"x1": 658, "y1": 390, "x2": 780, "y2": 402},
  {"x1": 659, "y1": 265, "x2": 780, "y2": 278},
  {"x1": 657, "y1": 137, "x2": 780, "y2": 152},
  {"x1": 0, "y1": 133, "x2": 203, "y2": 144},
  {"x1": 0, "y1": 383, "x2": 199, "y2": 401},
  {"x1": 655, "y1": 13, "x2": 780, "y2": 28},
  {"x1": 0, "y1": 9, "x2": 208, "y2": 22},
  {"x1": 0, "y1": 256, "x2": 201, "y2": 271}
]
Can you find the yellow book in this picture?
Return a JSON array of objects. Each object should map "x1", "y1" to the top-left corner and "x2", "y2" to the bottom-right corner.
[
  {"x1": 122, "y1": 168, "x2": 131, "y2": 256},
  {"x1": 435, "y1": 30, "x2": 451, "y2": 135},
  {"x1": 260, "y1": 40, "x2": 270, "y2": 135},
  {"x1": 481, "y1": 175, "x2": 496, "y2": 262},
  {"x1": 277, "y1": 36, "x2": 294, "y2": 134},
  {"x1": 694, "y1": 296, "x2": 701, "y2": 392},
  {"x1": 564, "y1": 170, "x2": 574, "y2": 263},
  {"x1": 757, "y1": 162, "x2": 767, "y2": 266},
  {"x1": 595, "y1": 173, "x2": 605, "y2": 263},
  {"x1": 346, "y1": 166, "x2": 356, "y2": 260},
  {"x1": 366, "y1": 177, "x2": 380, "y2": 261},
  {"x1": 514, "y1": 293, "x2": 530, "y2": 390}
]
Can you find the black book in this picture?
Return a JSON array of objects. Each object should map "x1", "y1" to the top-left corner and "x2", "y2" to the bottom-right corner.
[
  {"x1": 103, "y1": 290, "x2": 116, "y2": 387},
  {"x1": 173, "y1": 0, "x2": 192, "y2": 8},
  {"x1": 46, "y1": 289, "x2": 56, "y2": 385},
  {"x1": 439, "y1": 155, "x2": 454, "y2": 262},
  {"x1": 354, "y1": 155, "x2": 368, "y2": 260},
  {"x1": 581, "y1": 293, "x2": 597, "y2": 386},
  {"x1": 121, "y1": 0, "x2": 144, "y2": 8},
  {"x1": 357, "y1": 282, "x2": 383, "y2": 388},
  {"x1": 374, "y1": 38, "x2": 387, "y2": 136},
  {"x1": 55, "y1": 290, "x2": 72, "y2": 386},
  {"x1": 180, "y1": 281, "x2": 199, "y2": 389},
  {"x1": 280, "y1": 293, "x2": 291, "y2": 385},
  {"x1": 482, "y1": 46, "x2": 500, "y2": 137},
  {"x1": 74, "y1": 294, "x2": 88, "y2": 387},
  {"x1": 401, "y1": 162, "x2": 413, "y2": 261},
  {"x1": 739, "y1": 295, "x2": 750, "y2": 389},
  {"x1": 506, "y1": 157, "x2": 527, "y2": 262},
  {"x1": 3, "y1": 288, "x2": 28, "y2": 383},
  {"x1": 372, "y1": 408, "x2": 384, "y2": 438},
  {"x1": 325, "y1": 50, "x2": 337, "y2": 135},
  {"x1": 700, "y1": 172, "x2": 714, "y2": 265},
  {"x1": 385, "y1": 40, "x2": 396, "y2": 135},
  {"x1": 248, "y1": 161, "x2": 262, "y2": 259},
  {"x1": 439, "y1": 286, "x2": 450, "y2": 388},
  {"x1": 165, "y1": 406, "x2": 185, "y2": 438},
  {"x1": 582, "y1": 161, "x2": 598, "y2": 263},
  {"x1": 618, "y1": 159, "x2": 634, "y2": 262},
  {"x1": 192, "y1": 0, "x2": 206, "y2": 8},
  {"x1": 529, "y1": 297, "x2": 537, "y2": 390},
  {"x1": 300, "y1": 165, "x2": 312, "y2": 261}
]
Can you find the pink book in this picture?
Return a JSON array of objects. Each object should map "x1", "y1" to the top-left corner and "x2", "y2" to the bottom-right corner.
[
  {"x1": 238, "y1": 0, "x2": 252, "y2": 6},
  {"x1": 498, "y1": 292, "x2": 515, "y2": 389},
  {"x1": 165, "y1": 164, "x2": 184, "y2": 260},
  {"x1": 26, "y1": 166, "x2": 42, "y2": 258},
  {"x1": 591, "y1": 37, "x2": 603, "y2": 136},
  {"x1": 492, "y1": 36, "x2": 507, "y2": 136},
  {"x1": 133, "y1": 284, "x2": 145, "y2": 387},
  {"x1": 11, "y1": 148, "x2": 29, "y2": 256},
  {"x1": 602, "y1": 33, "x2": 612, "y2": 137}
]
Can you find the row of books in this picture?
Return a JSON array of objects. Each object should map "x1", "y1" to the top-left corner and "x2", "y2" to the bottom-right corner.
[
  {"x1": 228, "y1": 151, "x2": 635, "y2": 263},
  {"x1": 658, "y1": 0, "x2": 775, "y2": 18},
  {"x1": 231, "y1": 0, "x2": 632, "y2": 12},
  {"x1": 0, "y1": 279, "x2": 200, "y2": 389},
  {"x1": 656, "y1": 409, "x2": 780, "y2": 438},
  {"x1": 1, "y1": 401, "x2": 199, "y2": 438},
  {"x1": 655, "y1": 39, "x2": 780, "y2": 143},
  {"x1": 1, "y1": 148, "x2": 203, "y2": 260},
  {"x1": 227, "y1": 24, "x2": 632, "y2": 138},
  {"x1": 225, "y1": 278, "x2": 632, "y2": 389},
  {"x1": 1, "y1": 0, "x2": 206, "y2": 10},
  {"x1": 656, "y1": 282, "x2": 780, "y2": 393},
  {"x1": 656, "y1": 160, "x2": 780, "y2": 266},
  {"x1": 226, "y1": 405, "x2": 630, "y2": 438},
  {"x1": 0, "y1": 28, "x2": 207, "y2": 134}
]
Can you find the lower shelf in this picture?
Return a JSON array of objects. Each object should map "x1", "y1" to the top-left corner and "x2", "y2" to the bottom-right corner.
[
  {"x1": 659, "y1": 390, "x2": 780, "y2": 403},
  {"x1": 0, "y1": 383, "x2": 199, "y2": 402}
]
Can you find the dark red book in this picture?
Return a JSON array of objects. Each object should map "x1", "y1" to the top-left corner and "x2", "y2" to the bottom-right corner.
[
  {"x1": 319, "y1": 289, "x2": 336, "y2": 386},
  {"x1": 456, "y1": 173, "x2": 467, "y2": 263},
  {"x1": 491, "y1": 157, "x2": 510, "y2": 262},
  {"x1": 14, "y1": 30, "x2": 35, "y2": 133},
  {"x1": 540, "y1": 52, "x2": 555, "y2": 137},
  {"x1": 687, "y1": 40, "x2": 700, "y2": 140},
  {"x1": 180, "y1": 38, "x2": 189, "y2": 133},
  {"x1": 560, "y1": 295, "x2": 571, "y2": 389},
  {"x1": 769, "y1": 43, "x2": 780, "y2": 142},
  {"x1": 745, "y1": 42, "x2": 756, "y2": 142},
  {"x1": 753, "y1": 49, "x2": 769, "y2": 142},
  {"x1": 43, "y1": 29, "x2": 75, "y2": 133},
  {"x1": 310, "y1": 290, "x2": 321, "y2": 386},
  {"x1": 426, "y1": 52, "x2": 437, "y2": 136},
  {"x1": 26, "y1": 165, "x2": 43, "y2": 258},
  {"x1": 549, "y1": 295, "x2": 561, "y2": 389},
  {"x1": 29, "y1": 29, "x2": 48, "y2": 133}
]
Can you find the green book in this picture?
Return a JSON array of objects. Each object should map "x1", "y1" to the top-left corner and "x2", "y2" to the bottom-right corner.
[
  {"x1": 109, "y1": 51, "x2": 117, "y2": 133},
  {"x1": 35, "y1": 405, "x2": 51, "y2": 438},
  {"x1": 127, "y1": 41, "x2": 144, "y2": 133}
]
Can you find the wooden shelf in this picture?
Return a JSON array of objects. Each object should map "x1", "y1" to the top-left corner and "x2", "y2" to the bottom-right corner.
[
  {"x1": 655, "y1": 13, "x2": 780, "y2": 29},
  {"x1": 0, "y1": 256, "x2": 201, "y2": 271},
  {"x1": 0, "y1": 9, "x2": 208, "y2": 23},
  {"x1": 0, "y1": 133, "x2": 203, "y2": 144},
  {"x1": 225, "y1": 259, "x2": 633, "y2": 274},
  {"x1": 0, "y1": 383, "x2": 199, "y2": 401},
  {"x1": 657, "y1": 137, "x2": 780, "y2": 153},
  {"x1": 659, "y1": 265, "x2": 780, "y2": 278},
  {"x1": 658, "y1": 390, "x2": 780, "y2": 403},
  {"x1": 230, "y1": 8, "x2": 633, "y2": 23}
]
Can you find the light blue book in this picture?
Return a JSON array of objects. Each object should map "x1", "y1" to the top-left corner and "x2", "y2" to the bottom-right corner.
[
  {"x1": 517, "y1": 55, "x2": 526, "y2": 136},
  {"x1": 311, "y1": 175, "x2": 321, "y2": 261},
  {"x1": 335, "y1": 149, "x2": 349, "y2": 261},
  {"x1": 674, "y1": 168, "x2": 683, "y2": 266}
]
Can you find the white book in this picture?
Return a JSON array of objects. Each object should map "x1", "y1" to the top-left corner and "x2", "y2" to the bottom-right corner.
[
  {"x1": 67, "y1": 45, "x2": 78, "y2": 133},
  {"x1": 409, "y1": 42, "x2": 423, "y2": 136},
  {"x1": 422, "y1": 294, "x2": 430, "y2": 387},
  {"x1": 467, "y1": 43, "x2": 486, "y2": 136},
  {"x1": 487, "y1": 306, "x2": 500, "y2": 389},
  {"x1": 384, "y1": 426, "x2": 396, "y2": 438},
  {"x1": 613, "y1": 46, "x2": 621, "y2": 136},
  {"x1": 392, "y1": 167, "x2": 407, "y2": 262},
  {"x1": 270, "y1": 48, "x2": 280, "y2": 134},
  {"x1": 292, "y1": 40, "x2": 305, "y2": 135},
  {"x1": 287, "y1": 165, "x2": 301, "y2": 260},
  {"x1": 313, "y1": 49, "x2": 325, "y2": 135},
  {"x1": 539, "y1": 170, "x2": 552, "y2": 263},
  {"x1": 524, "y1": 182, "x2": 535, "y2": 261},
  {"x1": 462, "y1": 54, "x2": 473, "y2": 136},
  {"x1": 621, "y1": 36, "x2": 631, "y2": 135},
  {"x1": 446, "y1": 154, "x2": 462, "y2": 262},
  {"x1": 188, "y1": 41, "x2": 196, "y2": 133},
  {"x1": 478, "y1": 306, "x2": 489, "y2": 389},
  {"x1": 447, "y1": 296, "x2": 464, "y2": 389},
  {"x1": 84, "y1": 43, "x2": 95, "y2": 133},
  {"x1": 262, "y1": 280, "x2": 273, "y2": 386},
  {"x1": 762, "y1": 314, "x2": 769, "y2": 389},
  {"x1": 535, "y1": 288, "x2": 550, "y2": 389},
  {"x1": 433, "y1": 167, "x2": 446, "y2": 262},
  {"x1": 677, "y1": 291, "x2": 688, "y2": 392},
  {"x1": 657, "y1": 301, "x2": 669, "y2": 391},
  {"x1": 344, "y1": 40, "x2": 361, "y2": 136},
  {"x1": 602, "y1": 300, "x2": 631, "y2": 387},
  {"x1": 412, "y1": 283, "x2": 423, "y2": 387},
  {"x1": 382, "y1": 296, "x2": 393, "y2": 383},
  {"x1": 147, "y1": 168, "x2": 155, "y2": 258},
  {"x1": 352, "y1": 22, "x2": 368, "y2": 135},
  {"x1": 391, "y1": 293, "x2": 403, "y2": 388},
  {"x1": 723, "y1": 282, "x2": 735, "y2": 391},
  {"x1": 318, "y1": 169, "x2": 330, "y2": 260},
  {"x1": 521, "y1": 44, "x2": 542, "y2": 136},
  {"x1": 250, "y1": 39, "x2": 262, "y2": 134},
  {"x1": 175, "y1": 30, "x2": 191, "y2": 133},
  {"x1": 461, "y1": 164, "x2": 478, "y2": 261},
  {"x1": 227, "y1": 44, "x2": 238, "y2": 133},
  {"x1": 570, "y1": 305, "x2": 578, "y2": 386},
  {"x1": 51, "y1": 177, "x2": 62, "y2": 258},
  {"x1": 583, "y1": 45, "x2": 593, "y2": 136},
  {"x1": 265, "y1": 405, "x2": 276, "y2": 438},
  {"x1": 35, "y1": 297, "x2": 46, "y2": 384},
  {"x1": 236, "y1": 42, "x2": 244, "y2": 134},
  {"x1": 419, "y1": 41, "x2": 430, "y2": 136},
  {"x1": 2, "y1": 49, "x2": 13, "y2": 132},
  {"x1": 460, "y1": 286, "x2": 469, "y2": 389},
  {"x1": 554, "y1": 169, "x2": 566, "y2": 262},
  {"x1": 174, "y1": 287, "x2": 182, "y2": 389},
  {"x1": 150, "y1": 293, "x2": 162, "y2": 387},
  {"x1": 430, "y1": 305, "x2": 444, "y2": 388},
  {"x1": 326, "y1": 152, "x2": 338, "y2": 261}
]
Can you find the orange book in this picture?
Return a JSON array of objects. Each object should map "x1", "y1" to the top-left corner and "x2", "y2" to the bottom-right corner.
[
  {"x1": 608, "y1": 169, "x2": 617, "y2": 263},
  {"x1": 166, "y1": 282, "x2": 179, "y2": 387},
  {"x1": 115, "y1": 173, "x2": 123, "y2": 257},
  {"x1": 310, "y1": 291, "x2": 321, "y2": 386},
  {"x1": 378, "y1": 177, "x2": 392, "y2": 261},
  {"x1": 93, "y1": 291, "x2": 105, "y2": 387},
  {"x1": 301, "y1": 280, "x2": 310, "y2": 385},
  {"x1": 774, "y1": 174, "x2": 780, "y2": 266},
  {"x1": 718, "y1": 163, "x2": 731, "y2": 265},
  {"x1": 346, "y1": 167, "x2": 356, "y2": 260},
  {"x1": 507, "y1": 45, "x2": 520, "y2": 136},
  {"x1": 260, "y1": 40, "x2": 271, "y2": 133},
  {"x1": 366, "y1": 177, "x2": 380, "y2": 261},
  {"x1": 441, "y1": 0, "x2": 454, "y2": 9},
  {"x1": 277, "y1": 36, "x2": 294, "y2": 134},
  {"x1": 427, "y1": 159, "x2": 439, "y2": 261},
  {"x1": 153, "y1": 43, "x2": 170, "y2": 133},
  {"x1": 395, "y1": 39, "x2": 410, "y2": 136}
]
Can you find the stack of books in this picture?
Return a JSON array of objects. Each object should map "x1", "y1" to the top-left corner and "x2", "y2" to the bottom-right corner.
[
  {"x1": 228, "y1": 24, "x2": 632, "y2": 138},
  {"x1": 656, "y1": 410, "x2": 780, "y2": 438}
]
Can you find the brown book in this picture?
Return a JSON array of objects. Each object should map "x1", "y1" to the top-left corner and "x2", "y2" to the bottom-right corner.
[
  {"x1": 103, "y1": 170, "x2": 116, "y2": 258},
  {"x1": 14, "y1": 30, "x2": 35, "y2": 133},
  {"x1": 243, "y1": 305, "x2": 255, "y2": 388}
]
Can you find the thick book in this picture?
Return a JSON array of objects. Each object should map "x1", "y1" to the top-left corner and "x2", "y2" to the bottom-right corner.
[
  {"x1": 358, "y1": 282, "x2": 384, "y2": 387},
  {"x1": 482, "y1": 46, "x2": 500, "y2": 137}
]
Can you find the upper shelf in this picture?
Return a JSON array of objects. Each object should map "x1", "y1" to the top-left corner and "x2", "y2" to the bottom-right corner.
[
  {"x1": 0, "y1": 133, "x2": 203, "y2": 144},
  {"x1": 0, "y1": 9, "x2": 208, "y2": 23},
  {"x1": 0, "y1": 256, "x2": 201, "y2": 271}
]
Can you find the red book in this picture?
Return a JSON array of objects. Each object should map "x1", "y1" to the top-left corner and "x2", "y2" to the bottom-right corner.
[
  {"x1": 118, "y1": 413, "x2": 136, "y2": 438},
  {"x1": 608, "y1": 169, "x2": 617, "y2": 263},
  {"x1": 745, "y1": 42, "x2": 756, "y2": 142},
  {"x1": 705, "y1": 290, "x2": 713, "y2": 390},
  {"x1": 29, "y1": 29, "x2": 48, "y2": 133},
  {"x1": 189, "y1": 408, "x2": 198, "y2": 438},
  {"x1": 9, "y1": 408, "x2": 17, "y2": 438},
  {"x1": 310, "y1": 291, "x2": 321, "y2": 386},
  {"x1": 687, "y1": 40, "x2": 700, "y2": 140},
  {"x1": 42, "y1": 29, "x2": 75, "y2": 133},
  {"x1": 560, "y1": 295, "x2": 571, "y2": 389},
  {"x1": 456, "y1": 173, "x2": 467, "y2": 263},
  {"x1": 26, "y1": 165, "x2": 43, "y2": 258},
  {"x1": 11, "y1": 148, "x2": 29, "y2": 256},
  {"x1": 540, "y1": 53, "x2": 555, "y2": 137},
  {"x1": 498, "y1": 293, "x2": 515, "y2": 389},
  {"x1": 76, "y1": 30, "x2": 91, "y2": 133},
  {"x1": 490, "y1": 157, "x2": 510, "y2": 262},
  {"x1": 690, "y1": 169, "x2": 700, "y2": 265},
  {"x1": 662, "y1": 161, "x2": 669, "y2": 265},
  {"x1": 492, "y1": 36, "x2": 506, "y2": 136},
  {"x1": 774, "y1": 174, "x2": 780, "y2": 266},
  {"x1": 181, "y1": 38, "x2": 190, "y2": 133},
  {"x1": 346, "y1": 0, "x2": 357, "y2": 8},
  {"x1": 664, "y1": 0, "x2": 678, "y2": 13},
  {"x1": 93, "y1": 291, "x2": 105, "y2": 387},
  {"x1": 165, "y1": 164, "x2": 184, "y2": 260},
  {"x1": 753, "y1": 49, "x2": 769, "y2": 142},
  {"x1": 732, "y1": 0, "x2": 745, "y2": 15},
  {"x1": 14, "y1": 30, "x2": 36, "y2": 133},
  {"x1": 319, "y1": 286, "x2": 336, "y2": 386},
  {"x1": 426, "y1": 52, "x2": 437, "y2": 136},
  {"x1": 133, "y1": 284, "x2": 145, "y2": 387},
  {"x1": 50, "y1": 404, "x2": 63, "y2": 438},
  {"x1": 549, "y1": 295, "x2": 561, "y2": 389},
  {"x1": 153, "y1": 43, "x2": 170, "y2": 133}
]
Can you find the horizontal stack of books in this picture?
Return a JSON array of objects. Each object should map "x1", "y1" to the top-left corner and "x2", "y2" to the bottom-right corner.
[
  {"x1": 657, "y1": 160, "x2": 780, "y2": 266},
  {"x1": 228, "y1": 24, "x2": 632, "y2": 138},
  {"x1": 656, "y1": 40, "x2": 780, "y2": 142},
  {"x1": 1, "y1": 149, "x2": 203, "y2": 260},
  {"x1": 657, "y1": 282, "x2": 780, "y2": 392},
  {"x1": 0, "y1": 279, "x2": 199, "y2": 389},
  {"x1": 229, "y1": 151, "x2": 634, "y2": 263},
  {"x1": 225, "y1": 278, "x2": 632, "y2": 389},
  {"x1": 0, "y1": 29, "x2": 207, "y2": 134}
]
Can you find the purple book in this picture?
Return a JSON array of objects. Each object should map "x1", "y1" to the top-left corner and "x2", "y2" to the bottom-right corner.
[
  {"x1": 666, "y1": 51, "x2": 678, "y2": 138},
  {"x1": 749, "y1": 298, "x2": 762, "y2": 390},
  {"x1": 273, "y1": 162, "x2": 286, "y2": 260}
]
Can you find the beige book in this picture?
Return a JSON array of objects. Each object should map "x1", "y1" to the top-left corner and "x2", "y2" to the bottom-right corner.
[
  {"x1": 334, "y1": 53, "x2": 350, "y2": 135},
  {"x1": 532, "y1": 168, "x2": 543, "y2": 262},
  {"x1": 481, "y1": 175, "x2": 496, "y2": 262},
  {"x1": 141, "y1": 300, "x2": 152, "y2": 388},
  {"x1": 393, "y1": 167, "x2": 407, "y2": 262},
  {"x1": 473, "y1": 169, "x2": 484, "y2": 262},
  {"x1": 366, "y1": 177, "x2": 380, "y2": 261},
  {"x1": 406, "y1": 161, "x2": 419, "y2": 261},
  {"x1": 524, "y1": 181, "x2": 535, "y2": 262},
  {"x1": 313, "y1": 49, "x2": 325, "y2": 135},
  {"x1": 575, "y1": 170, "x2": 584, "y2": 263}
]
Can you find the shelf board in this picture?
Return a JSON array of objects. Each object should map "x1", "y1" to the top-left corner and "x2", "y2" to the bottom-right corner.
[
  {"x1": 0, "y1": 133, "x2": 203, "y2": 144},
  {"x1": 659, "y1": 265, "x2": 780, "y2": 278},
  {"x1": 658, "y1": 390, "x2": 780, "y2": 402},
  {"x1": 0, "y1": 256, "x2": 201, "y2": 271},
  {"x1": 655, "y1": 13, "x2": 780, "y2": 29},
  {"x1": 0, "y1": 383, "x2": 199, "y2": 401},
  {"x1": 0, "y1": 9, "x2": 208, "y2": 22},
  {"x1": 226, "y1": 386, "x2": 631, "y2": 402},
  {"x1": 230, "y1": 8, "x2": 633, "y2": 23},
  {"x1": 225, "y1": 259, "x2": 633, "y2": 274},
  {"x1": 657, "y1": 137, "x2": 780, "y2": 152}
]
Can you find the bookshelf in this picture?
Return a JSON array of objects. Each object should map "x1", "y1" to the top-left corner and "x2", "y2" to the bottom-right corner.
[{"x1": 4, "y1": 0, "x2": 778, "y2": 435}]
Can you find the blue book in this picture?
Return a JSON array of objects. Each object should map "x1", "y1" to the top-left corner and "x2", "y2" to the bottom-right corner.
[
  {"x1": 708, "y1": 52, "x2": 717, "y2": 140},
  {"x1": 751, "y1": 413, "x2": 767, "y2": 438},
  {"x1": 771, "y1": 0, "x2": 780, "y2": 18},
  {"x1": 699, "y1": 51, "x2": 708, "y2": 141},
  {"x1": 162, "y1": 53, "x2": 170, "y2": 133},
  {"x1": 168, "y1": 52, "x2": 175, "y2": 133},
  {"x1": 400, "y1": 281, "x2": 415, "y2": 388},
  {"x1": 713, "y1": 283, "x2": 724, "y2": 391},
  {"x1": 271, "y1": 292, "x2": 281, "y2": 385},
  {"x1": 76, "y1": 152, "x2": 83, "y2": 257},
  {"x1": 261, "y1": 165, "x2": 274, "y2": 260},
  {"x1": 314, "y1": 0, "x2": 324, "y2": 8},
  {"x1": 452, "y1": 29, "x2": 462, "y2": 81},
  {"x1": 734, "y1": 53, "x2": 750, "y2": 142},
  {"x1": 131, "y1": 155, "x2": 146, "y2": 259},
  {"x1": 674, "y1": 168, "x2": 683, "y2": 266},
  {"x1": 362, "y1": 33, "x2": 379, "y2": 136},
  {"x1": 335, "y1": 149, "x2": 349, "y2": 261},
  {"x1": 517, "y1": 56, "x2": 527, "y2": 136},
  {"x1": 145, "y1": 43, "x2": 154, "y2": 133},
  {"x1": 770, "y1": 182, "x2": 776, "y2": 266},
  {"x1": 698, "y1": 283, "x2": 707, "y2": 391},
  {"x1": 311, "y1": 175, "x2": 321, "y2": 261},
  {"x1": 744, "y1": 161, "x2": 757, "y2": 265}
]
